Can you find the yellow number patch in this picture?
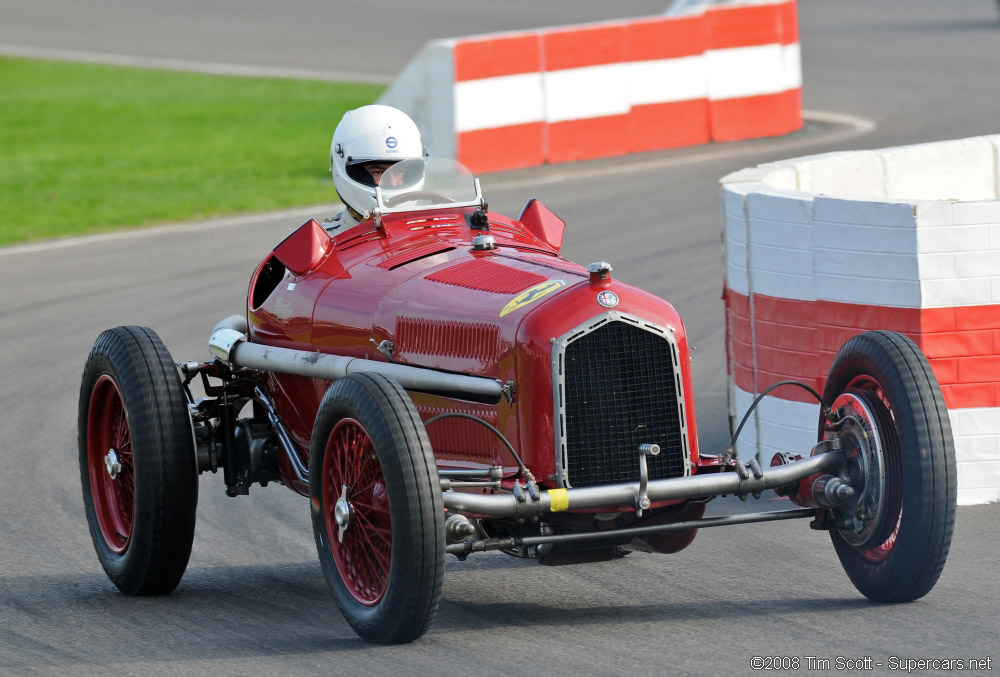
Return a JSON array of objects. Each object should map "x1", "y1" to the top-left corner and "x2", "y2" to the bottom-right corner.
[{"x1": 499, "y1": 280, "x2": 566, "y2": 317}]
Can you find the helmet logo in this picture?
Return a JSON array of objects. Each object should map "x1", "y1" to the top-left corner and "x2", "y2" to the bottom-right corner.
[
  {"x1": 385, "y1": 136, "x2": 398, "y2": 149},
  {"x1": 597, "y1": 290, "x2": 619, "y2": 308}
]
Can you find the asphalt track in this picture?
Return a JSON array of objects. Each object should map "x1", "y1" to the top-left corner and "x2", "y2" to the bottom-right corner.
[{"x1": 1, "y1": 1, "x2": 999, "y2": 674}]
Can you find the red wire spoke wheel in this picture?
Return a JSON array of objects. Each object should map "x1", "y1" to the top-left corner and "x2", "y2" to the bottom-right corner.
[
  {"x1": 859, "y1": 513, "x2": 901, "y2": 564},
  {"x1": 310, "y1": 373, "x2": 444, "y2": 644},
  {"x1": 322, "y1": 418, "x2": 392, "y2": 605},
  {"x1": 87, "y1": 374, "x2": 136, "y2": 554},
  {"x1": 78, "y1": 326, "x2": 198, "y2": 595},
  {"x1": 822, "y1": 331, "x2": 956, "y2": 602}
]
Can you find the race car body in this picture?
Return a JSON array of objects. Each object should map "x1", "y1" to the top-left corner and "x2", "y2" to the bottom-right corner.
[
  {"x1": 79, "y1": 157, "x2": 957, "y2": 645},
  {"x1": 247, "y1": 161, "x2": 697, "y2": 501}
]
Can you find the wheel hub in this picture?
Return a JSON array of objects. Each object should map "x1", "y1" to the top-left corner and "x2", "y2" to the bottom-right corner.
[
  {"x1": 104, "y1": 448, "x2": 123, "y2": 480},
  {"x1": 335, "y1": 484, "x2": 352, "y2": 543},
  {"x1": 830, "y1": 391, "x2": 890, "y2": 549}
]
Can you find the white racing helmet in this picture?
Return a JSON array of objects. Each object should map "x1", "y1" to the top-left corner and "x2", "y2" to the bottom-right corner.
[{"x1": 330, "y1": 105, "x2": 424, "y2": 217}]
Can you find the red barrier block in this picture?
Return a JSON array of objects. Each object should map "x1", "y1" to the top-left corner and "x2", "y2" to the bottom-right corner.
[
  {"x1": 756, "y1": 345, "x2": 818, "y2": 380},
  {"x1": 454, "y1": 33, "x2": 541, "y2": 81},
  {"x1": 627, "y1": 100, "x2": 710, "y2": 152},
  {"x1": 726, "y1": 288, "x2": 752, "y2": 317},
  {"x1": 778, "y1": 1, "x2": 799, "y2": 45},
  {"x1": 930, "y1": 358, "x2": 960, "y2": 385},
  {"x1": 457, "y1": 123, "x2": 545, "y2": 173},
  {"x1": 755, "y1": 293, "x2": 815, "y2": 323},
  {"x1": 732, "y1": 362, "x2": 755, "y2": 393},
  {"x1": 922, "y1": 330, "x2": 995, "y2": 359},
  {"x1": 816, "y1": 325, "x2": 858, "y2": 353},
  {"x1": 941, "y1": 383, "x2": 995, "y2": 409},
  {"x1": 920, "y1": 307, "x2": 957, "y2": 333},
  {"x1": 547, "y1": 114, "x2": 630, "y2": 164},
  {"x1": 818, "y1": 300, "x2": 922, "y2": 334},
  {"x1": 625, "y1": 16, "x2": 704, "y2": 60},
  {"x1": 730, "y1": 335, "x2": 755, "y2": 365},
  {"x1": 728, "y1": 313, "x2": 752, "y2": 343},
  {"x1": 543, "y1": 23, "x2": 627, "y2": 71},
  {"x1": 710, "y1": 89, "x2": 802, "y2": 142},
  {"x1": 957, "y1": 355, "x2": 1000, "y2": 384},
  {"x1": 955, "y1": 305, "x2": 1000, "y2": 331},
  {"x1": 754, "y1": 318, "x2": 815, "y2": 351},
  {"x1": 705, "y1": 2, "x2": 785, "y2": 50}
]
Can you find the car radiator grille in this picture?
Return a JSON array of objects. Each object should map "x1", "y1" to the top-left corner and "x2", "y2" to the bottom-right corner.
[{"x1": 559, "y1": 319, "x2": 687, "y2": 488}]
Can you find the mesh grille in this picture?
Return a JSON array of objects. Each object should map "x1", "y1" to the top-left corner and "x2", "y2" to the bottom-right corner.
[{"x1": 563, "y1": 321, "x2": 686, "y2": 488}]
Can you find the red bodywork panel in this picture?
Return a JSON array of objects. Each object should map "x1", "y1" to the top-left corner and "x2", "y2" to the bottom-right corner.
[{"x1": 247, "y1": 206, "x2": 701, "y2": 496}]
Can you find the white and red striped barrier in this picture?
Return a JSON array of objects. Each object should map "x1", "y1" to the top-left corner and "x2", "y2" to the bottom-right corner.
[
  {"x1": 378, "y1": 0, "x2": 801, "y2": 173},
  {"x1": 722, "y1": 136, "x2": 1000, "y2": 505}
]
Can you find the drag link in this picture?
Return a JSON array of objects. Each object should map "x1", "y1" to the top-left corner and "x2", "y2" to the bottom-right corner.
[{"x1": 446, "y1": 509, "x2": 818, "y2": 555}]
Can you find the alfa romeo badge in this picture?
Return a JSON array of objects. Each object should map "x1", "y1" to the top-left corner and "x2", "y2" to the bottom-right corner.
[{"x1": 596, "y1": 290, "x2": 619, "y2": 308}]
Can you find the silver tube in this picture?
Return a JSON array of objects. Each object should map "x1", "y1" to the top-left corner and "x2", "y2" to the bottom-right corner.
[
  {"x1": 342, "y1": 358, "x2": 502, "y2": 399},
  {"x1": 209, "y1": 327, "x2": 246, "y2": 363},
  {"x1": 208, "y1": 317, "x2": 503, "y2": 400},
  {"x1": 445, "y1": 509, "x2": 817, "y2": 554},
  {"x1": 521, "y1": 509, "x2": 816, "y2": 546},
  {"x1": 214, "y1": 314, "x2": 249, "y2": 335},
  {"x1": 442, "y1": 451, "x2": 842, "y2": 518},
  {"x1": 439, "y1": 468, "x2": 497, "y2": 478},
  {"x1": 253, "y1": 385, "x2": 309, "y2": 485}
]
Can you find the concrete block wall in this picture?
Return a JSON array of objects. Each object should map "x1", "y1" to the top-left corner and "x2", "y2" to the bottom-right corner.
[
  {"x1": 379, "y1": 0, "x2": 801, "y2": 173},
  {"x1": 721, "y1": 135, "x2": 1000, "y2": 505}
]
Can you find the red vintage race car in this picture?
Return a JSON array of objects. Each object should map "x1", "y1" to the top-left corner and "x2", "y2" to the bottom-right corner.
[{"x1": 79, "y1": 157, "x2": 956, "y2": 644}]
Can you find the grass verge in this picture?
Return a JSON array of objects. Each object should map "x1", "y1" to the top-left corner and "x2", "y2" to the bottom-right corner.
[{"x1": 0, "y1": 57, "x2": 382, "y2": 246}]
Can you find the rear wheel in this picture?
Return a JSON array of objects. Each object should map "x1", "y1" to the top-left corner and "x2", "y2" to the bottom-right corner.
[
  {"x1": 823, "y1": 330, "x2": 956, "y2": 602},
  {"x1": 78, "y1": 326, "x2": 198, "y2": 594},
  {"x1": 309, "y1": 373, "x2": 444, "y2": 644}
]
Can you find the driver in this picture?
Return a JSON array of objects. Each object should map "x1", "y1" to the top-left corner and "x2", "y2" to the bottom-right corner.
[{"x1": 325, "y1": 104, "x2": 425, "y2": 231}]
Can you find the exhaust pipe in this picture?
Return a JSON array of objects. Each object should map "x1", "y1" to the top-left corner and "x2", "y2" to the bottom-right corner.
[{"x1": 208, "y1": 315, "x2": 503, "y2": 400}]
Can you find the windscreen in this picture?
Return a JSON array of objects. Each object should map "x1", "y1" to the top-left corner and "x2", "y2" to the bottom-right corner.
[{"x1": 376, "y1": 157, "x2": 481, "y2": 213}]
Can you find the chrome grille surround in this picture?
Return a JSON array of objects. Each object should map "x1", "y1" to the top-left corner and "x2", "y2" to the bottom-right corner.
[{"x1": 551, "y1": 312, "x2": 691, "y2": 489}]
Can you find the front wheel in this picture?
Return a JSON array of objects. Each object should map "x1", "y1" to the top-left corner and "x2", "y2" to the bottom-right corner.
[
  {"x1": 78, "y1": 326, "x2": 199, "y2": 594},
  {"x1": 823, "y1": 330, "x2": 956, "y2": 602},
  {"x1": 309, "y1": 373, "x2": 445, "y2": 644}
]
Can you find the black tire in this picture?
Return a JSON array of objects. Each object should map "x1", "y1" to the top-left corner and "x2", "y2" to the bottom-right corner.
[
  {"x1": 78, "y1": 326, "x2": 199, "y2": 595},
  {"x1": 822, "y1": 330, "x2": 956, "y2": 602},
  {"x1": 309, "y1": 373, "x2": 445, "y2": 644}
]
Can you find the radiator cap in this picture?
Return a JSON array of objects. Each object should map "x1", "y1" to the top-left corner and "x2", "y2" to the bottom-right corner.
[
  {"x1": 588, "y1": 261, "x2": 613, "y2": 282},
  {"x1": 472, "y1": 234, "x2": 496, "y2": 251}
]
